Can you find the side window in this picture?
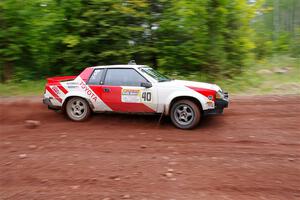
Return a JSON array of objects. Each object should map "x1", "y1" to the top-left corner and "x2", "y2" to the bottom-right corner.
[
  {"x1": 104, "y1": 69, "x2": 148, "y2": 86},
  {"x1": 87, "y1": 69, "x2": 104, "y2": 85}
]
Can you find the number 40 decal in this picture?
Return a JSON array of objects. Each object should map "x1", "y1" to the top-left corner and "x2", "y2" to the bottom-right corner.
[{"x1": 142, "y1": 92, "x2": 151, "y2": 102}]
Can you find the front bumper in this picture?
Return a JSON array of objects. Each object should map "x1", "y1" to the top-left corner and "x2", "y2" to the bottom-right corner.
[
  {"x1": 204, "y1": 92, "x2": 229, "y2": 116},
  {"x1": 43, "y1": 97, "x2": 61, "y2": 110}
]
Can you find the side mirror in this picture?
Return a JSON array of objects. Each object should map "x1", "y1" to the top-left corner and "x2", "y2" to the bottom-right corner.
[{"x1": 141, "y1": 82, "x2": 152, "y2": 88}]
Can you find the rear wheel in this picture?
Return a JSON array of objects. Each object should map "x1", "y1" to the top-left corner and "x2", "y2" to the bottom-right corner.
[
  {"x1": 170, "y1": 99, "x2": 201, "y2": 129},
  {"x1": 65, "y1": 97, "x2": 91, "y2": 121}
]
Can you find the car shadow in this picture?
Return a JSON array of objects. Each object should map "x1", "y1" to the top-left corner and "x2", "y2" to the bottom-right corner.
[{"x1": 89, "y1": 112, "x2": 218, "y2": 130}]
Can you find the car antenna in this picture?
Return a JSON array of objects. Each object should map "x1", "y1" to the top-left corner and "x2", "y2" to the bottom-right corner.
[{"x1": 128, "y1": 60, "x2": 136, "y2": 65}]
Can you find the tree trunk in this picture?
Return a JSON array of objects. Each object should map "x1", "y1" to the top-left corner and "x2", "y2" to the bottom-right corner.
[
  {"x1": 151, "y1": 53, "x2": 158, "y2": 69},
  {"x1": 273, "y1": 0, "x2": 280, "y2": 40},
  {"x1": 2, "y1": 62, "x2": 13, "y2": 82}
]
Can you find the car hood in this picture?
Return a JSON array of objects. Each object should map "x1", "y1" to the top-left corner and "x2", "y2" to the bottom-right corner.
[{"x1": 159, "y1": 80, "x2": 221, "y2": 91}]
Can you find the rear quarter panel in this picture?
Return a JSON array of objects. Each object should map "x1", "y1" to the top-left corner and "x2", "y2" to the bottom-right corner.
[{"x1": 62, "y1": 77, "x2": 112, "y2": 112}]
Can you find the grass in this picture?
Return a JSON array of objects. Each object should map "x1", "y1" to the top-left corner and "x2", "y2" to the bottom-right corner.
[
  {"x1": 0, "y1": 55, "x2": 299, "y2": 96},
  {"x1": 174, "y1": 55, "x2": 300, "y2": 95},
  {"x1": 0, "y1": 80, "x2": 45, "y2": 96}
]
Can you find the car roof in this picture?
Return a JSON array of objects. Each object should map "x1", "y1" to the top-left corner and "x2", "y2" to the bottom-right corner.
[{"x1": 92, "y1": 65, "x2": 148, "y2": 69}]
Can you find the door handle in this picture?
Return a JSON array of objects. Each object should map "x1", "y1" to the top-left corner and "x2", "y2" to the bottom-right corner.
[{"x1": 103, "y1": 88, "x2": 111, "y2": 93}]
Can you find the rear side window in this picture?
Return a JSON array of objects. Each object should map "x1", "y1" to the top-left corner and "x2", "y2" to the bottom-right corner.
[
  {"x1": 88, "y1": 69, "x2": 104, "y2": 85},
  {"x1": 104, "y1": 68, "x2": 148, "y2": 86}
]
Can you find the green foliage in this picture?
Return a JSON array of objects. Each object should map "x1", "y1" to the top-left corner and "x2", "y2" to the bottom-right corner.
[
  {"x1": 0, "y1": 80, "x2": 45, "y2": 96},
  {"x1": 155, "y1": 0, "x2": 258, "y2": 75},
  {"x1": 1, "y1": 55, "x2": 298, "y2": 96},
  {"x1": 168, "y1": 55, "x2": 300, "y2": 95},
  {"x1": 0, "y1": 0, "x2": 299, "y2": 83},
  {"x1": 253, "y1": 0, "x2": 300, "y2": 58}
]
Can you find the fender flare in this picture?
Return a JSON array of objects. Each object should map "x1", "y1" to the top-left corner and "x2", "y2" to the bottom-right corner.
[
  {"x1": 164, "y1": 91, "x2": 209, "y2": 115},
  {"x1": 62, "y1": 92, "x2": 95, "y2": 110}
]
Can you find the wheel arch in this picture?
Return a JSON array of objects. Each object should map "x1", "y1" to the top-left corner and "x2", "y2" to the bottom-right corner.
[
  {"x1": 62, "y1": 95, "x2": 94, "y2": 112},
  {"x1": 166, "y1": 95, "x2": 204, "y2": 116}
]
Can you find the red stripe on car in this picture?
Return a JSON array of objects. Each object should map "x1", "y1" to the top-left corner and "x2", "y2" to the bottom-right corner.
[
  {"x1": 57, "y1": 84, "x2": 68, "y2": 94},
  {"x1": 187, "y1": 86, "x2": 216, "y2": 101},
  {"x1": 89, "y1": 85, "x2": 154, "y2": 112},
  {"x1": 46, "y1": 85, "x2": 62, "y2": 103},
  {"x1": 79, "y1": 67, "x2": 94, "y2": 83}
]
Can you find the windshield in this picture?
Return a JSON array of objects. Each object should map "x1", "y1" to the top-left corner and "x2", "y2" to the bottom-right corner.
[{"x1": 140, "y1": 67, "x2": 171, "y2": 82}]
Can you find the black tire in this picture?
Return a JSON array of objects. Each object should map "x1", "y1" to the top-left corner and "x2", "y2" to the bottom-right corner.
[
  {"x1": 170, "y1": 99, "x2": 201, "y2": 129},
  {"x1": 65, "y1": 97, "x2": 91, "y2": 121}
]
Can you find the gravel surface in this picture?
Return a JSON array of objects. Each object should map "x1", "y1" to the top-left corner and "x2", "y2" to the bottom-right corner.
[{"x1": 1, "y1": 96, "x2": 300, "y2": 199}]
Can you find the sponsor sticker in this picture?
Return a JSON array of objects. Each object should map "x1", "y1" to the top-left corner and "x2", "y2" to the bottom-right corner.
[
  {"x1": 67, "y1": 86, "x2": 78, "y2": 89},
  {"x1": 51, "y1": 86, "x2": 60, "y2": 95},
  {"x1": 80, "y1": 81, "x2": 98, "y2": 102},
  {"x1": 206, "y1": 100, "x2": 215, "y2": 109},
  {"x1": 121, "y1": 89, "x2": 141, "y2": 103}
]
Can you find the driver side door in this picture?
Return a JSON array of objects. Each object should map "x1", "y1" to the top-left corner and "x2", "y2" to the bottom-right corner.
[{"x1": 100, "y1": 68, "x2": 157, "y2": 113}]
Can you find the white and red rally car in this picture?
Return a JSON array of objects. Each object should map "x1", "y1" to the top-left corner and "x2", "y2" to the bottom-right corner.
[{"x1": 43, "y1": 63, "x2": 229, "y2": 129}]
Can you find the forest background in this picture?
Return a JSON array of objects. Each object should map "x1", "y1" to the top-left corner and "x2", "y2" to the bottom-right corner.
[{"x1": 0, "y1": 0, "x2": 299, "y2": 95}]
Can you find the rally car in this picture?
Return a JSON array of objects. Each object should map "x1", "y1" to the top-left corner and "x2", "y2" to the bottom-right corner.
[{"x1": 43, "y1": 62, "x2": 229, "y2": 129}]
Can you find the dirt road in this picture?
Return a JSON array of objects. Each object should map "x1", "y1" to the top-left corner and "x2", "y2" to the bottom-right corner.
[{"x1": 1, "y1": 96, "x2": 300, "y2": 200}]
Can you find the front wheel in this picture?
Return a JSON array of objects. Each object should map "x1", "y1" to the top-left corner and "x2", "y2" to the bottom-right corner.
[
  {"x1": 170, "y1": 100, "x2": 201, "y2": 129},
  {"x1": 65, "y1": 97, "x2": 91, "y2": 121}
]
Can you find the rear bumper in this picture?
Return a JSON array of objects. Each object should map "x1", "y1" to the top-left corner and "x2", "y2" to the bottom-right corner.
[{"x1": 43, "y1": 97, "x2": 61, "y2": 110}]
